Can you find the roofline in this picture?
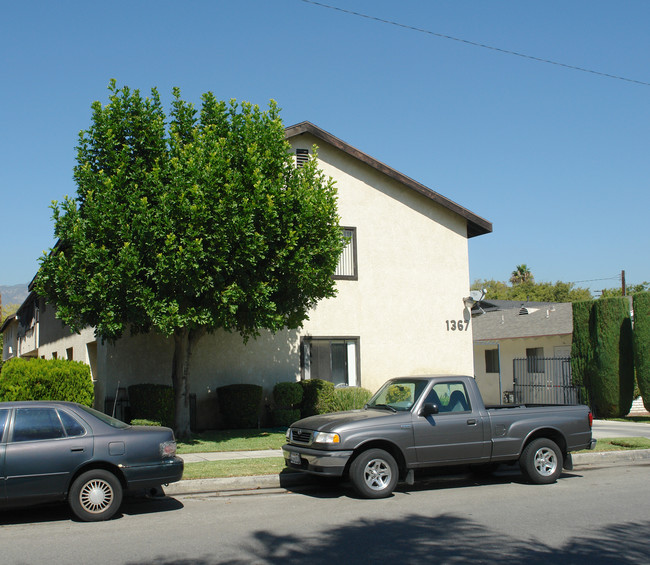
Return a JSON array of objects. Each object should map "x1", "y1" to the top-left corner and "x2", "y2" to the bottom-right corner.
[
  {"x1": 474, "y1": 332, "x2": 572, "y2": 342},
  {"x1": 0, "y1": 312, "x2": 17, "y2": 333},
  {"x1": 285, "y1": 121, "x2": 492, "y2": 238}
]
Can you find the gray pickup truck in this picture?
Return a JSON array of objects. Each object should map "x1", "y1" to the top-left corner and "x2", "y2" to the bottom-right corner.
[{"x1": 282, "y1": 375, "x2": 596, "y2": 498}]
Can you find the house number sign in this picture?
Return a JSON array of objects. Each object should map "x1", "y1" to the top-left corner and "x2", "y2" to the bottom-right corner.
[{"x1": 445, "y1": 319, "x2": 469, "y2": 331}]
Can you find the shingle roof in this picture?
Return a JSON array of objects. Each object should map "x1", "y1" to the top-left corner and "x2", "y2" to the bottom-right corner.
[
  {"x1": 285, "y1": 121, "x2": 492, "y2": 238},
  {"x1": 472, "y1": 301, "x2": 573, "y2": 341}
]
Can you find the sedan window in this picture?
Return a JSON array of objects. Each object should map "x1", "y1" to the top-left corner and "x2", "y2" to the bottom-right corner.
[
  {"x1": 0, "y1": 408, "x2": 8, "y2": 440},
  {"x1": 12, "y1": 408, "x2": 66, "y2": 442},
  {"x1": 58, "y1": 410, "x2": 87, "y2": 437}
]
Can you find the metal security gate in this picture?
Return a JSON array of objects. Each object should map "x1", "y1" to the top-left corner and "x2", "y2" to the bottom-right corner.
[{"x1": 513, "y1": 357, "x2": 585, "y2": 405}]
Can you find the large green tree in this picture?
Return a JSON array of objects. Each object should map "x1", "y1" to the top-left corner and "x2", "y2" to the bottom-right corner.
[{"x1": 35, "y1": 81, "x2": 346, "y2": 438}]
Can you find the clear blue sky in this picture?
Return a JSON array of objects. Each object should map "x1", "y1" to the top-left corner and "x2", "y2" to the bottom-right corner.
[{"x1": 2, "y1": 0, "x2": 648, "y2": 294}]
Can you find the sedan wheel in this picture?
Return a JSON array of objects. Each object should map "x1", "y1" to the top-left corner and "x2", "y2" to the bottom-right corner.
[
  {"x1": 69, "y1": 470, "x2": 123, "y2": 521},
  {"x1": 349, "y1": 449, "x2": 398, "y2": 499}
]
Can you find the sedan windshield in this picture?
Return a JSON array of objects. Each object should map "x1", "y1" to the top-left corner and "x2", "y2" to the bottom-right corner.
[{"x1": 366, "y1": 379, "x2": 429, "y2": 412}]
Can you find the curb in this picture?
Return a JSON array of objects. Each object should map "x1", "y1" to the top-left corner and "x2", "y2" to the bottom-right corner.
[{"x1": 164, "y1": 449, "x2": 650, "y2": 497}]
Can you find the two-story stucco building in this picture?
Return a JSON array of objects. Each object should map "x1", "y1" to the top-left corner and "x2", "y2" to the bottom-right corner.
[{"x1": 2, "y1": 122, "x2": 492, "y2": 428}]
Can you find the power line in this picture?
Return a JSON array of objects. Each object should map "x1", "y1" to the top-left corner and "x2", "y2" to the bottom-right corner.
[{"x1": 299, "y1": 0, "x2": 650, "y2": 87}]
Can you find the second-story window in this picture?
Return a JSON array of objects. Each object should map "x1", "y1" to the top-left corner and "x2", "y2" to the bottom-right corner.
[{"x1": 334, "y1": 227, "x2": 357, "y2": 280}]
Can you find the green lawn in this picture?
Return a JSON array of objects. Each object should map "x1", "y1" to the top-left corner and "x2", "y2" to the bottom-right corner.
[{"x1": 177, "y1": 429, "x2": 286, "y2": 454}]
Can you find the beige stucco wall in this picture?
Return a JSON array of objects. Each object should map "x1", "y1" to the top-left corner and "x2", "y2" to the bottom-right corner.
[{"x1": 474, "y1": 334, "x2": 572, "y2": 405}]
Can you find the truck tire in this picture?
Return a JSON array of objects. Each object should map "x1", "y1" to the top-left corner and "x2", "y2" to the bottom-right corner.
[
  {"x1": 349, "y1": 448, "x2": 398, "y2": 499},
  {"x1": 519, "y1": 438, "x2": 563, "y2": 485},
  {"x1": 68, "y1": 469, "x2": 123, "y2": 521}
]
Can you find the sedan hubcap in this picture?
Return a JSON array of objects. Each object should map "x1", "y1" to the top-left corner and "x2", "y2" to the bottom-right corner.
[
  {"x1": 534, "y1": 447, "x2": 557, "y2": 476},
  {"x1": 364, "y1": 459, "x2": 391, "y2": 490},
  {"x1": 80, "y1": 479, "x2": 114, "y2": 513}
]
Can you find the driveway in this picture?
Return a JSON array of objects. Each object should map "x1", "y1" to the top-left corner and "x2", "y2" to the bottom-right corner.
[{"x1": 592, "y1": 419, "x2": 650, "y2": 439}]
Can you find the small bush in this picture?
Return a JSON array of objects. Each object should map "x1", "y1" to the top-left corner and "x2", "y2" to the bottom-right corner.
[
  {"x1": 329, "y1": 387, "x2": 373, "y2": 412},
  {"x1": 130, "y1": 418, "x2": 162, "y2": 426},
  {"x1": 298, "y1": 379, "x2": 335, "y2": 416},
  {"x1": 273, "y1": 381, "x2": 303, "y2": 408},
  {"x1": 128, "y1": 384, "x2": 174, "y2": 428},
  {"x1": 217, "y1": 384, "x2": 263, "y2": 429},
  {"x1": 0, "y1": 358, "x2": 93, "y2": 405},
  {"x1": 272, "y1": 408, "x2": 301, "y2": 428}
]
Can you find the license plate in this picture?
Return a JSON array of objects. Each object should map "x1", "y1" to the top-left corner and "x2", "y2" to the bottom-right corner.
[{"x1": 290, "y1": 452, "x2": 301, "y2": 465}]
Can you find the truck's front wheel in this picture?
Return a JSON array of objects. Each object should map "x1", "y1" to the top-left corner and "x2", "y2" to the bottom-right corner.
[
  {"x1": 520, "y1": 438, "x2": 563, "y2": 484},
  {"x1": 349, "y1": 449, "x2": 398, "y2": 499}
]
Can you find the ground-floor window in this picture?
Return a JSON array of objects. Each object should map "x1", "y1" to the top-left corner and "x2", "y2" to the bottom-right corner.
[
  {"x1": 485, "y1": 348, "x2": 500, "y2": 373},
  {"x1": 301, "y1": 337, "x2": 359, "y2": 386}
]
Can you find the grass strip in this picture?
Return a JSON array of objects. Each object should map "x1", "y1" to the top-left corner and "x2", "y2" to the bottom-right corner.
[
  {"x1": 581, "y1": 437, "x2": 650, "y2": 452},
  {"x1": 182, "y1": 457, "x2": 287, "y2": 480},
  {"x1": 177, "y1": 429, "x2": 287, "y2": 454}
]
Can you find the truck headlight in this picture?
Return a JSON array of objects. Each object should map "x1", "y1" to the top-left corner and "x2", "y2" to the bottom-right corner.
[{"x1": 312, "y1": 432, "x2": 341, "y2": 444}]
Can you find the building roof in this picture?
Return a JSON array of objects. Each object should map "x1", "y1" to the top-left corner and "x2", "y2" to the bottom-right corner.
[
  {"x1": 472, "y1": 301, "x2": 573, "y2": 341},
  {"x1": 285, "y1": 121, "x2": 492, "y2": 238}
]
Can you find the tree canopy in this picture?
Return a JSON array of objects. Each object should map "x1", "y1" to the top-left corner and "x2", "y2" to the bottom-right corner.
[
  {"x1": 472, "y1": 271, "x2": 592, "y2": 303},
  {"x1": 35, "y1": 81, "x2": 346, "y2": 437}
]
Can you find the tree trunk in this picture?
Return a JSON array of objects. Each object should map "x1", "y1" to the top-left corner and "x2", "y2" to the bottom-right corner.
[{"x1": 171, "y1": 326, "x2": 206, "y2": 440}]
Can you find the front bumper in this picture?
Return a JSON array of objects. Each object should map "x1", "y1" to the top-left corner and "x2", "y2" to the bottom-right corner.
[
  {"x1": 282, "y1": 444, "x2": 353, "y2": 477},
  {"x1": 121, "y1": 456, "x2": 184, "y2": 490}
]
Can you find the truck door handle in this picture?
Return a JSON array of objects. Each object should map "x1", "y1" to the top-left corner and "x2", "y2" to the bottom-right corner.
[{"x1": 467, "y1": 419, "x2": 477, "y2": 426}]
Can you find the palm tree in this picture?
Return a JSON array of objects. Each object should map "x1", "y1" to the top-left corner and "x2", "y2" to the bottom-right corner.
[{"x1": 510, "y1": 264, "x2": 534, "y2": 285}]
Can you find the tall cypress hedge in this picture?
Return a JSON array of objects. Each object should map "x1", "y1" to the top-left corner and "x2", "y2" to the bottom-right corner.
[
  {"x1": 589, "y1": 297, "x2": 634, "y2": 417},
  {"x1": 633, "y1": 292, "x2": 650, "y2": 411},
  {"x1": 571, "y1": 300, "x2": 594, "y2": 403}
]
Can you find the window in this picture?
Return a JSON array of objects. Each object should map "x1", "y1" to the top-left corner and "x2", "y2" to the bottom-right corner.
[
  {"x1": 426, "y1": 382, "x2": 471, "y2": 413},
  {"x1": 485, "y1": 349, "x2": 500, "y2": 373},
  {"x1": 12, "y1": 408, "x2": 65, "y2": 442},
  {"x1": 58, "y1": 410, "x2": 86, "y2": 437},
  {"x1": 334, "y1": 227, "x2": 357, "y2": 280},
  {"x1": 295, "y1": 148, "x2": 309, "y2": 167},
  {"x1": 302, "y1": 337, "x2": 359, "y2": 386},
  {"x1": 0, "y1": 409, "x2": 8, "y2": 441},
  {"x1": 52, "y1": 352, "x2": 58, "y2": 359},
  {"x1": 66, "y1": 347, "x2": 73, "y2": 360},
  {"x1": 526, "y1": 347, "x2": 545, "y2": 373}
]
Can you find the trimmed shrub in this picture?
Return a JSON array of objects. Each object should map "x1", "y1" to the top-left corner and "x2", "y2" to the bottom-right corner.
[
  {"x1": 217, "y1": 384, "x2": 263, "y2": 429},
  {"x1": 272, "y1": 408, "x2": 301, "y2": 428},
  {"x1": 130, "y1": 419, "x2": 162, "y2": 426},
  {"x1": 328, "y1": 386, "x2": 373, "y2": 412},
  {"x1": 272, "y1": 381, "x2": 303, "y2": 427},
  {"x1": 128, "y1": 384, "x2": 174, "y2": 428},
  {"x1": 633, "y1": 292, "x2": 650, "y2": 411},
  {"x1": 571, "y1": 300, "x2": 595, "y2": 404},
  {"x1": 0, "y1": 357, "x2": 93, "y2": 406},
  {"x1": 589, "y1": 297, "x2": 634, "y2": 417},
  {"x1": 273, "y1": 381, "x2": 303, "y2": 408},
  {"x1": 298, "y1": 379, "x2": 335, "y2": 416}
]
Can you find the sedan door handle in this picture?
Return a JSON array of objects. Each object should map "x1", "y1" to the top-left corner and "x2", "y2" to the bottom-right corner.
[
  {"x1": 467, "y1": 419, "x2": 477, "y2": 426},
  {"x1": 70, "y1": 447, "x2": 85, "y2": 452}
]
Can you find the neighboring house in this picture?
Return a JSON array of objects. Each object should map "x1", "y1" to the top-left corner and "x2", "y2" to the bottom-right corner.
[
  {"x1": 472, "y1": 300, "x2": 573, "y2": 405},
  {"x1": 2, "y1": 122, "x2": 492, "y2": 428}
]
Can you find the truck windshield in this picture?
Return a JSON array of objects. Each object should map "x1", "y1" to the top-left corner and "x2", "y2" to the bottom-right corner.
[{"x1": 366, "y1": 380, "x2": 429, "y2": 412}]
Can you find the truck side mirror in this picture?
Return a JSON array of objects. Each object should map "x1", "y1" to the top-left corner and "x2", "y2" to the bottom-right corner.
[{"x1": 420, "y1": 403, "x2": 439, "y2": 416}]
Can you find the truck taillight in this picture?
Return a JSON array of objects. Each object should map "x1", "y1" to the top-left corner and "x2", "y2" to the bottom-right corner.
[{"x1": 588, "y1": 412, "x2": 593, "y2": 428}]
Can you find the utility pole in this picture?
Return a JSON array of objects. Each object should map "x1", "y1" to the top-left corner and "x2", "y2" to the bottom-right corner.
[{"x1": 622, "y1": 270, "x2": 626, "y2": 296}]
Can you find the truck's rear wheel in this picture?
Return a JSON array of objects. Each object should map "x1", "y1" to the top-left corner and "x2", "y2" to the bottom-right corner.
[
  {"x1": 520, "y1": 438, "x2": 563, "y2": 484},
  {"x1": 349, "y1": 449, "x2": 398, "y2": 499}
]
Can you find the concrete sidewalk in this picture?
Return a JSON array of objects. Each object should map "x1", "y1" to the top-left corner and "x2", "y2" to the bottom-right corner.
[{"x1": 168, "y1": 446, "x2": 650, "y2": 497}]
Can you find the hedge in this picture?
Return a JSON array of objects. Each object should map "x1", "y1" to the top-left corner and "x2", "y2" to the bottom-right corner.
[
  {"x1": 589, "y1": 297, "x2": 634, "y2": 417},
  {"x1": 272, "y1": 381, "x2": 303, "y2": 427},
  {"x1": 217, "y1": 384, "x2": 263, "y2": 429},
  {"x1": 128, "y1": 383, "x2": 174, "y2": 428},
  {"x1": 328, "y1": 386, "x2": 373, "y2": 412},
  {"x1": 571, "y1": 300, "x2": 594, "y2": 403},
  {"x1": 298, "y1": 379, "x2": 335, "y2": 417},
  {"x1": 633, "y1": 292, "x2": 650, "y2": 411},
  {"x1": 0, "y1": 357, "x2": 93, "y2": 406}
]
